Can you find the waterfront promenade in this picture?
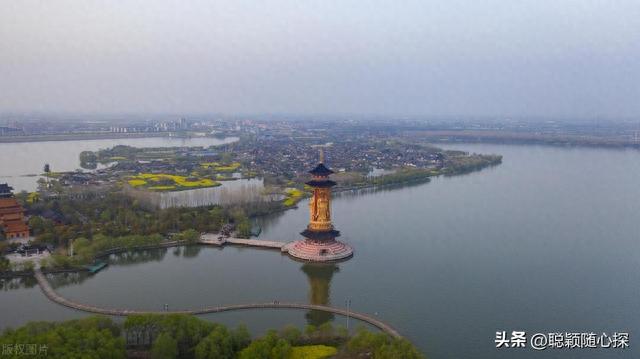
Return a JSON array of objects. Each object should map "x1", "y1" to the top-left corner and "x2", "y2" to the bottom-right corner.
[
  {"x1": 199, "y1": 233, "x2": 287, "y2": 250},
  {"x1": 34, "y1": 269, "x2": 401, "y2": 339}
]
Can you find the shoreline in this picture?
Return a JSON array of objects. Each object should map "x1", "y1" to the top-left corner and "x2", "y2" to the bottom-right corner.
[
  {"x1": 415, "y1": 130, "x2": 640, "y2": 150},
  {"x1": 0, "y1": 132, "x2": 180, "y2": 143}
]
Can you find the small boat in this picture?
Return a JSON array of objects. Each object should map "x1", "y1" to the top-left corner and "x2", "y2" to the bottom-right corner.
[{"x1": 85, "y1": 261, "x2": 108, "y2": 274}]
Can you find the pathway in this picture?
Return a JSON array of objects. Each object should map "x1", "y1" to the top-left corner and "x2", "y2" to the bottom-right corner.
[
  {"x1": 199, "y1": 234, "x2": 287, "y2": 251},
  {"x1": 34, "y1": 269, "x2": 401, "y2": 339}
]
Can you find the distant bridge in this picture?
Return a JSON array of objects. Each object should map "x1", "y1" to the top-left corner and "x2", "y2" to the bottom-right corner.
[
  {"x1": 34, "y1": 269, "x2": 401, "y2": 339},
  {"x1": 199, "y1": 234, "x2": 287, "y2": 250}
]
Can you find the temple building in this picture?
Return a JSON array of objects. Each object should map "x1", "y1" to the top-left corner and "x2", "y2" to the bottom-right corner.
[
  {"x1": 0, "y1": 184, "x2": 29, "y2": 239},
  {"x1": 286, "y1": 155, "x2": 353, "y2": 262}
]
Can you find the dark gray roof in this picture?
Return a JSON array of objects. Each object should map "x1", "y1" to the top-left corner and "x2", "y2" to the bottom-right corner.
[{"x1": 309, "y1": 163, "x2": 334, "y2": 176}]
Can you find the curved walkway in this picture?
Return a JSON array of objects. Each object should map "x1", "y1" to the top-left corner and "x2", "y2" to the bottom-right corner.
[{"x1": 34, "y1": 269, "x2": 401, "y2": 339}]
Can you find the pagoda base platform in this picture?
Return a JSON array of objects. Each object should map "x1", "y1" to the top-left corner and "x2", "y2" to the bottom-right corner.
[{"x1": 284, "y1": 239, "x2": 353, "y2": 262}]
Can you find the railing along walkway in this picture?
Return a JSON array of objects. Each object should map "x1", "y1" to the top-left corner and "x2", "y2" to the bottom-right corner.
[{"x1": 34, "y1": 269, "x2": 401, "y2": 339}]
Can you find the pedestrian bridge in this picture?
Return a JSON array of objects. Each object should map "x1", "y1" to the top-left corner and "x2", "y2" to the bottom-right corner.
[
  {"x1": 199, "y1": 234, "x2": 286, "y2": 250},
  {"x1": 34, "y1": 269, "x2": 401, "y2": 339}
]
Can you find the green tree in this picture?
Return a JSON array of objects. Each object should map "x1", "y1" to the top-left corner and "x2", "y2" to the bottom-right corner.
[
  {"x1": 279, "y1": 325, "x2": 301, "y2": 343},
  {"x1": 208, "y1": 206, "x2": 225, "y2": 232},
  {"x1": 304, "y1": 324, "x2": 317, "y2": 337},
  {"x1": 152, "y1": 332, "x2": 179, "y2": 359},
  {"x1": 335, "y1": 325, "x2": 349, "y2": 338},
  {"x1": 235, "y1": 217, "x2": 251, "y2": 239},
  {"x1": 194, "y1": 326, "x2": 234, "y2": 359},
  {"x1": 317, "y1": 322, "x2": 334, "y2": 339},
  {"x1": 0, "y1": 316, "x2": 125, "y2": 359},
  {"x1": 231, "y1": 324, "x2": 251, "y2": 352},
  {"x1": 239, "y1": 330, "x2": 291, "y2": 359},
  {"x1": 125, "y1": 314, "x2": 216, "y2": 358},
  {"x1": 80, "y1": 151, "x2": 98, "y2": 169},
  {"x1": 346, "y1": 327, "x2": 425, "y2": 359},
  {"x1": 178, "y1": 229, "x2": 200, "y2": 243},
  {"x1": 27, "y1": 216, "x2": 45, "y2": 235}
]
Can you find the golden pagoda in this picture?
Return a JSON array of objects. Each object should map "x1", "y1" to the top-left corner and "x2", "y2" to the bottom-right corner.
[{"x1": 286, "y1": 152, "x2": 353, "y2": 262}]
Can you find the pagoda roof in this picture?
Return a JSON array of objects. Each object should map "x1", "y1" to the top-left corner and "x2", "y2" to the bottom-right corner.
[
  {"x1": 3, "y1": 220, "x2": 29, "y2": 231},
  {"x1": 0, "y1": 198, "x2": 22, "y2": 209},
  {"x1": 0, "y1": 208, "x2": 24, "y2": 216},
  {"x1": 305, "y1": 179, "x2": 337, "y2": 188},
  {"x1": 300, "y1": 228, "x2": 341, "y2": 241},
  {"x1": 0, "y1": 183, "x2": 13, "y2": 197},
  {"x1": 309, "y1": 163, "x2": 334, "y2": 177}
]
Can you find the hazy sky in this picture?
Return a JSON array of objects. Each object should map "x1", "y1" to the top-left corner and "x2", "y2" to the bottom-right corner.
[{"x1": 1, "y1": 0, "x2": 639, "y2": 118}]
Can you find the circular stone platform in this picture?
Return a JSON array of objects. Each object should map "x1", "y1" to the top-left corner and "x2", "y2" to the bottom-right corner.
[{"x1": 284, "y1": 239, "x2": 354, "y2": 262}]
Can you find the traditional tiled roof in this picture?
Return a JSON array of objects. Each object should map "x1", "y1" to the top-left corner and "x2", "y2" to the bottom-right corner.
[
  {"x1": 309, "y1": 163, "x2": 334, "y2": 177},
  {"x1": 3, "y1": 220, "x2": 29, "y2": 234},
  {"x1": 0, "y1": 196, "x2": 28, "y2": 235},
  {"x1": 0, "y1": 198, "x2": 22, "y2": 209},
  {"x1": 300, "y1": 228, "x2": 341, "y2": 240},
  {"x1": 0, "y1": 183, "x2": 14, "y2": 198},
  {"x1": 305, "y1": 179, "x2": 337, "y2": 188}
]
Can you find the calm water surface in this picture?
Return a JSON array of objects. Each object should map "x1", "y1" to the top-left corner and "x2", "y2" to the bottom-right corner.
[{"x1": 1, "y1": 144, "x2": 639, "y2": 358}]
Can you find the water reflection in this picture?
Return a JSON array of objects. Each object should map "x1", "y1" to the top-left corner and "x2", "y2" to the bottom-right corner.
[
  {"x1": 46, "y1": 247, "x2": 206, "y2": 290},
  {"x1": 0, "y1": 276, "x2": 37, "y2": 291},
  {"x1": 182, "y1": 245, "x2": 203, "y2": 258},
  {"x1": 106, "y1": 248, "x2": 168, "y2": 266},
  {"x1": 48, "y1": 272, "x2": 91, "y2": 289},
  {"x1": 301, "y1": 263, "x2": 339, "y2": 327}
]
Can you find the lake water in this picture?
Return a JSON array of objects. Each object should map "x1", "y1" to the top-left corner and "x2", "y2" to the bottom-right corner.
[
  {"x1": 1, "y1": 143, "x2": 640, "y2": 358},
  {"x1": 0, "y1": 136, "x2": 238, "y2": 192}
]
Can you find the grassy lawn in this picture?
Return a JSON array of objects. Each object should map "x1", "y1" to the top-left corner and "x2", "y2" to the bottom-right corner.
[{"x1": 288, "y1": 345, "x2": 337, "y2": 359}]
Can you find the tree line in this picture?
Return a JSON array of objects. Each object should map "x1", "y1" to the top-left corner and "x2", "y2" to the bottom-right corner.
[
  {"x1": 0, "y1": 315, "x2": 425, "y2": 359},
  {"x1": 23, "y1": 192, "x2": 255, "y2": 249}
]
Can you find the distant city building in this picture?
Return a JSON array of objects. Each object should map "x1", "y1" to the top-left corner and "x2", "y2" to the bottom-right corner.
[
  {"x1": 0, "y1": 184, "x2": 30, "y2": 239},
  {"x1": 0, "y1": 126, "x2": 24, "y2": 136}
]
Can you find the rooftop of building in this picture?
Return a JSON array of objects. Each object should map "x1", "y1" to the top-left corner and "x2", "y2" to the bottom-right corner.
[
  {"x1": 300, "y1": 228, "x2": 341, "y2": 240},
  {"x1": 0, "y1": 198, "x2": 23, "y2": 208},
  {"x1": 3, "y1": 220, "x2": 29, "y2": 233},
  {"x1": 305, "y1": 179, "x2": 337, "y2": 188},
  {"x1": 309, "y1": 163, "x2": 334, "y2": 177},
  {"x1": 0, "y1": 183, "x2": 14, "y2": 197}
]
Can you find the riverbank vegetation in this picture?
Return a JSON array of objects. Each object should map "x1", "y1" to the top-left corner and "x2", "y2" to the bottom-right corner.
[
  {"x1": 0, "y1": 315, "x2": 425, "y2": 359},
  {"x1": 25, "y1": 193, "x2": 255, "y2": 243},
  {"x1": 441, "y1": 153, "x2": 503, "y2": 176},
  {"x1": 0, "y1": 192, "x2": 265, "y2": 270},
  {"x1": 45, "y1": 233, "x2": 166, "y2": 268},
  {"x1": 283, "y1": 188, "x2": 305, "y2": 207}
]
